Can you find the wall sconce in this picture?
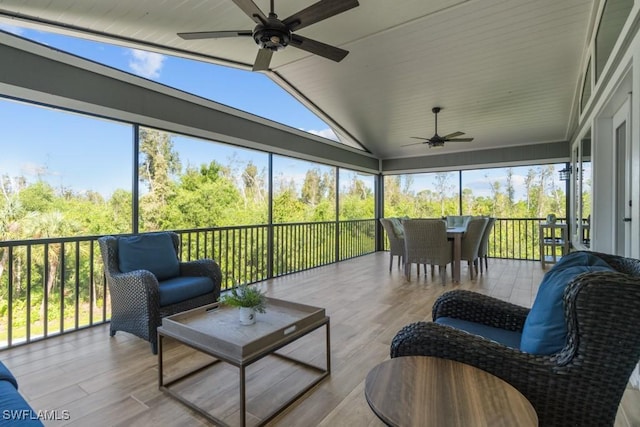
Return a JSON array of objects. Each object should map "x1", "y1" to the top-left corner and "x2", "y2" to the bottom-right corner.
[{"x1": 559, "y1": 167, "x2": 572, "y2": 181}]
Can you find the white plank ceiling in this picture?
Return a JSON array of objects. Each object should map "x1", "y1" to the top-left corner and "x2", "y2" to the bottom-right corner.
[{"x1": 0, "y1": 0, "x2": 594, "y2": 158}]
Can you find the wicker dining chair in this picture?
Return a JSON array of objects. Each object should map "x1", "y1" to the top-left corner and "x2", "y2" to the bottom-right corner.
[
  {"x1": 403, "y1": 219, "x2": 453, "y2": 284},
  {"x1": 477, "y1": 217, "x2": 496, "y2": 274},
  {"x1": 391, "y1": 251, "x2": 640, "y2": 427},
  {"x1": 380, "y1": 218, "x2": 405, "y2": 271},
  {"x1": 460, "y1": 217, "x2": 488, "y2": 279},
  {"x1": 98, "y1": 232, "x2": 222, "y2": 354}
]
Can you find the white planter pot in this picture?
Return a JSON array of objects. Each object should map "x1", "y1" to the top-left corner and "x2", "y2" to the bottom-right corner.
[{"x1": 239, "y1": 307, "x2": 256, "y2": 325}]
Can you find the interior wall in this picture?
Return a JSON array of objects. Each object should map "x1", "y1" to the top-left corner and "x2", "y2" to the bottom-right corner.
[
  {"x1": 593, "y1": 116, "x2": 616, "y2": 253},
  {"x1": 381, "y1": 141, "x2": 569, "y2": 173},
  {"x1": 570, "y1": 1, "x2": 640, "y2": 256},
  {"x1": 632, "y1": 41, "x2": 640, "y2": 259}
]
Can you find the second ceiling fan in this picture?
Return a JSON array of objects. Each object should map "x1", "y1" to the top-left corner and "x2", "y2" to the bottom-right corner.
[
  {"x1": 178, "y1": 0, "x2": 359, "y2": 71},
  {"x1": 405, "y1": 107, "x2": 474, "y2": 148}
]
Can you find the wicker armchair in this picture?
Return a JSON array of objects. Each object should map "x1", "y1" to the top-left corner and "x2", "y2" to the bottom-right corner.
[
  {"x1": 403, "y1": 219, "x2": 453, "y2": 284},
  {"x1": 390, "y1": 251, "x2": 640, "y2": 426},
  {"x1": 98, "y1": 232, "x2": 222, "y2": 354},
  {"x1": 380, "y1": 218, "x2": 405, "y2": 271}
]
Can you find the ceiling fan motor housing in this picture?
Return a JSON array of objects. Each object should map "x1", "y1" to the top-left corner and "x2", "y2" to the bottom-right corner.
[{"x1": 253, "y1": 15, "x2": 291, "y2": 50}]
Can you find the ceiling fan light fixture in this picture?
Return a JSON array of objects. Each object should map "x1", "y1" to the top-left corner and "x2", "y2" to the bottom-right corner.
[
  {"x1": 253, "y1": 22, "x2": 290, "y2": 50},
  {"x1": 178, "y1": 0, "x2": 359, "y2": 71},
  {"x1": 403, "y1": 106, "x2": 474, "y2": 148}
]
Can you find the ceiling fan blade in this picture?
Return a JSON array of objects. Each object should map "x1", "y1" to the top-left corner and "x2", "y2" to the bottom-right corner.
[
  {"x1": 443, "y1": 131, "x2": 465, "y2": 139},
  {"x1": 410, "y1": 136, "x2": 431, "y2": 140},
  {"x1": 401, "y1": 142, "x2": 427, "y2": 147},
  {"x1": 178, "y1": 30, "x2": 252, "y2": 40},
  {"x1": 447, "y1": 138, "x2": 474, "y2": 142},
  {"x1": 290, "y1": 34, "x2": 348, "y2": 62},
  {"x1": 231, "y1": 0, "x2": 267, "y2": 24},
  {"x1": 283, "y1": 0, "x2": 359, "y2": 31},
  {"x1": 252, "y1": 48, "x2": 273, "y2": 71}
]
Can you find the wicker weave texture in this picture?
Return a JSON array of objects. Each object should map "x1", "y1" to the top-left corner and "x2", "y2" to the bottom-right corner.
[
  {"x1": 460, "y1": 218, "x2": 489, "y2": 278},
  {"x1": 402, "y1": 219, "x2": 453, "y2": 280},
  {"x1": 477, "y1": 217, "x2": 496, "y2": 271},
  {"x1": 390, "y1": 251, "x2": 640, "y2": 426},
  {"x1": 98, "y1": 232, "x2": 222, "y2": 354},
  {"x1": 380, "y1": 218, "x2": 404, "y2": 271}
]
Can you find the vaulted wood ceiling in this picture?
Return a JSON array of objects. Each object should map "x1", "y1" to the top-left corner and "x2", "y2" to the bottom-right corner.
[{"x1": 0, "y1": 0, "x2": 594, "y2": 159}]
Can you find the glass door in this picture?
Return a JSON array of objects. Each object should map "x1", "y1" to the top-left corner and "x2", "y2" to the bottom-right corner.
[{"x1": 613, "y1": 100, "x2": 631, "y2": 256}]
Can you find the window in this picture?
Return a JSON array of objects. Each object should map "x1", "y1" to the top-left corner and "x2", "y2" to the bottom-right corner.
[
  {"x1": 580, "y1": 60, "x2": 592, "y2": 113},
  {"x1": 272, "y1": 156, "x2": 336, "y2": 223},
  {"x1": 339, "y1": 170, "x2": 374, "y2": 220},
  {"x1": 137, "y1": 127, "x2": 268, "y2": 231},
  {"x1": 595, "y1": 0, "x2": 633, "y2": 81},
  {"x1": 0, "y1": 98, "x2": 133, "y2": 239}
]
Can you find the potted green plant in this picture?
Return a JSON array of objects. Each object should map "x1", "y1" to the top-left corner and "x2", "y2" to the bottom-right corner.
[{"x1": 218, "y1": 283, "x2": 267, "y2": 325}]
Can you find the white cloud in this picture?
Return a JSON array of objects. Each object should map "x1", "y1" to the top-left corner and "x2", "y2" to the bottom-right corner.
[
  {"x1": 0, "y1": 23, "x2": 25, "y2": 35},
  {"x1": 127, "y1": 49, "x2": 166, "y2": 79},
  {"x1": 305, "y1": 128, "x2": 339, "y2": 141}
]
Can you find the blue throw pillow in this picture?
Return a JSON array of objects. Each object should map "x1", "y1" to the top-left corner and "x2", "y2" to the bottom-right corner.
[
  {"x1": 520, "y1": 252, "x2": 614, "y2": 355},
  {"x1": 118, "y1": 233, "x2": 180, "y2": 281}
]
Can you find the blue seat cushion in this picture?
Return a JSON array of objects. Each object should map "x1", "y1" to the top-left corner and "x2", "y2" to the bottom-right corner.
[
  {"x1": 0, "y1": 362, "x2": 17, "y2": 388},
  {"x1": 0, "y1": 364, "x2": 43, "y2": 426},
  {"x1": 159, "y1": 276, "x2": 214, "y2": 307},
  {"x1": 435, "y1": 317, "x2": 522, "y2": 349},
  {"x1": 118, "y1": 233, "x2": 180, "y2": 281},
  {"x1": 520, "y1": 252, "x2": 615, "y2": 355}
]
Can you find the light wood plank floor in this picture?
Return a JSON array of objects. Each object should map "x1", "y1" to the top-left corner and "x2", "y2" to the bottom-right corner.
[{"x1": 1, "y1": 253, "x2": 639, "y2": 426}]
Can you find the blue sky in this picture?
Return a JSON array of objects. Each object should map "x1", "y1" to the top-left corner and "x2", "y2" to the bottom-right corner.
[{"x1": 0, "y1": 23, "x2": 565, "y2": 201}]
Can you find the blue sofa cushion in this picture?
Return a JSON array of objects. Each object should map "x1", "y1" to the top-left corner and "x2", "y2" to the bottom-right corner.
[
  {"x1": 520, "y1": 252, "x2": 614, "y2": 355},
  {"x1": 159, "y1": 276, "x2": 214, "y2": 307},
  {"x1": 0, "y1": 362, "x2": 17, "y2": 389},
  {"x1": 0, "y1": 363, "x2": 43, "y2": 426},
  {"x1": 436, "y1": 317, "x2": 522, "y2": 349},
  {"x1": 118, "y1": 233, "x2": 180, "y2": 281}
]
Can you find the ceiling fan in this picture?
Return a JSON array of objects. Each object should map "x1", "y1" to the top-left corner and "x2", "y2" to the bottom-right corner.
[
  {"x1": 404, "y1": 107, "x2": 474, "y2": 148},
  {"x1": 177, "y1": 0, "x2": 359, "y2": 71}
]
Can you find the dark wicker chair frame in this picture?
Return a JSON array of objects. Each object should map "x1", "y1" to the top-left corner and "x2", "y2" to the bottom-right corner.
[
  {"x1": 390, "y1": 251, "x2": 640, "y2": 427},
  {"x1": 98, "y1": 232, "x2": 222, "y2": 354}
]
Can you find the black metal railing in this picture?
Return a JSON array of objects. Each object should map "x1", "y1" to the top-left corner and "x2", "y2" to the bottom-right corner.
[
  {"x1": 0, "y1": 219, "x2": 377, "y2": 349},
  {"x1": 490, "y1": 217, "x2": 563, "y2": 260},
  {"x1": 0, "y1": 236, "x2": 109, "y2": 348},
  {"x1": 382, "y1": 217, "x2": 573, "y2": 261},
  {"x1": 2, "y1": 216, "x2": 575, "y2": 349}
]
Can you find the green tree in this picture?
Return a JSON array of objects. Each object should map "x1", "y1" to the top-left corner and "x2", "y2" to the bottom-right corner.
[
  {"x1": 301, "y1": 168, "x2": 322, "y2": 206},
  {"x1": 434, "y1": 173, "x2": 455, "y2": 216},
  {"x1": 164, "y1": 161, "x2": 243, "y2": 228},
  {"x1": 138, "y1": 128, "x2": 181, "y2": 230}
]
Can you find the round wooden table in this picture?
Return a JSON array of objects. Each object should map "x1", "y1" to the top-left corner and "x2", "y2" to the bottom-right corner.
[{"x1": 364, "y1": 356, "x2": 538, "y2": 427}]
